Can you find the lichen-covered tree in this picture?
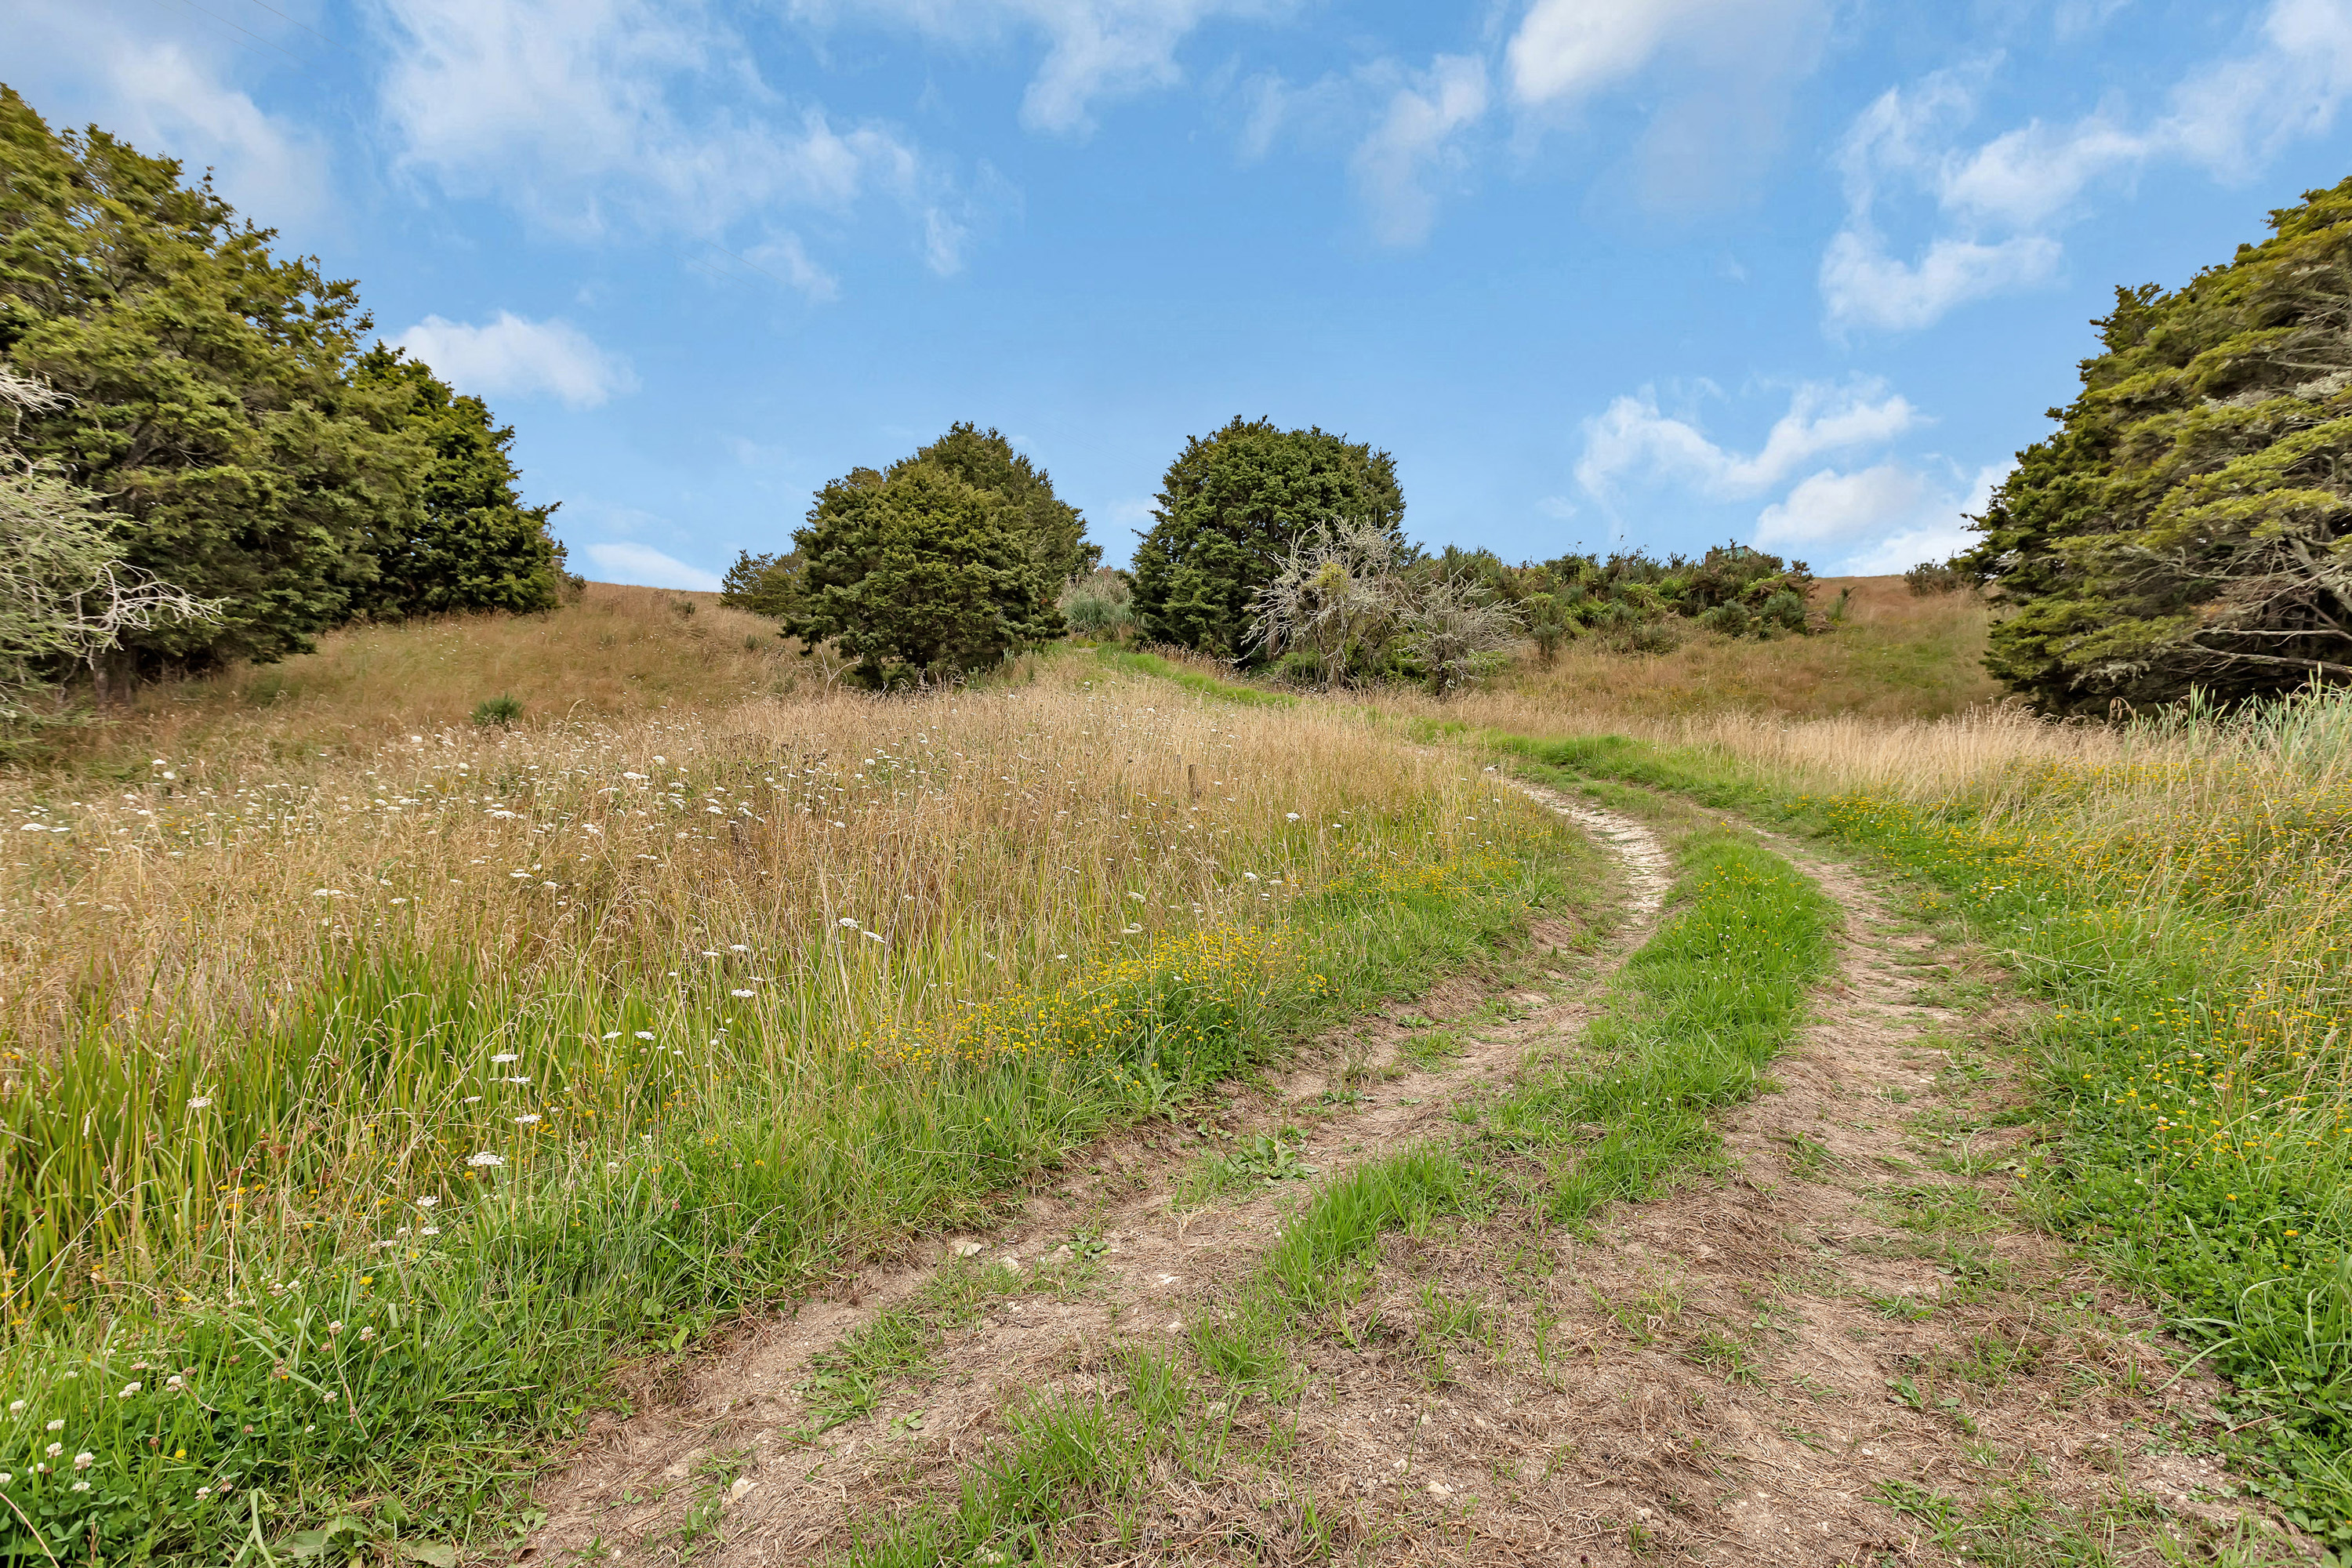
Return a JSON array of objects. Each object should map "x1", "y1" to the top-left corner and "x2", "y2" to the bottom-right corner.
[
  {"x1": 1132, "y1": 418, "x2": 1403, "y2": 659},
  {"x1": 1965, "y1": 179, "x2": 2352, "y2": 710}
]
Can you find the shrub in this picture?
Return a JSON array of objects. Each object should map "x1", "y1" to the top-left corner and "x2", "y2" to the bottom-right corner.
[
  {"x1": 1058, "y1": 568, "x2": 1134, "y2": 640},
  {"x1": 1904, "y1": 561, "x2": 1965, "y2": 596},
  {"x1": 471, "y1": 694, "x2": 522, "y2": 728}
]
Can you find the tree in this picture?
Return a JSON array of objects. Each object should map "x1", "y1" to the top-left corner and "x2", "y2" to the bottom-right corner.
[
  {"x1": 895, "y1": 423, "x2": 1098, "y2": 591},
  {"x1": 781, "y1": 462, "x2": 1059, "y2": 687},
  {"x1": 1247, "y1": 521, "x2": 1410, "y2": 686},
  {"x1": 1402, "y1": 574, "x2": 1522, "y2": 699},
  {"x1": 0, "y1": 366, "x2": 217, "y2": 732},
  {"x1": 1132, "y1": 417, "x2": 1403, "y2": 658},
  {"x1": 0, "y1": 87, "x2": 412, "y2": 671},
  {"x1": 1964, "y1": 179, "x2": 2352, "y2": 710},
  {"x1": 720, "y1": 549, "x2": 801, "y2": 616},
  {"x1": 350, "y1": 347, "x2": 564, "y2": 618}
]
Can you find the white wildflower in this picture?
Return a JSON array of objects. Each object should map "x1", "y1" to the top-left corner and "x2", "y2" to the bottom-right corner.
[
  {"x1": 515, "y1": 1114, "x2": 541, "y2": 1125},
  {"x1": 466, "y1": 1152, "x2": 504, "y2": 1168},
  {"x1": 186, "y1": 1097, "x2": 212, "y2": 1110},
  {"x1": 490, "y1": 1053, "x2": 518, "y2": 1064}
]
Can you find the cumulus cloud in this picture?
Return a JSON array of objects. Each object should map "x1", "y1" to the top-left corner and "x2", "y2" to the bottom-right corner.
[
  {"x1": 372, "y1": 0, "x2": 954, "y2": 281},
  {"x1": 393, "y1": 313, "x2": 637, "y2": 408},
  {"x1": 786, "y1": 0, "x2": 1283, "y2": 137},
  {"x1": 1753, "y1": 461, "x2": 2005, "y2": 574},
  {"x1": 9, "y1": 4, "x2": 331, "y2": 227},
  {"x1": 1575, "y1": 381, "x2": 1920, "y2": 501},
  {"x1": 1823, "y1": 0, "x2": 2352, "y2": 332},
  {"x1": 579, "y1": 542, "x2": 724, "y2": 590},
  {"x1": 1349, "y1": 55, "x2": 1489, "y2": 247}
]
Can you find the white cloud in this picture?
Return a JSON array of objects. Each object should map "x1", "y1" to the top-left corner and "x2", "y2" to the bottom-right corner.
[
  {"x1": 1350, "y1": 55, "x2": 1488, "y2": 247},
  {"x1": 372, "y1": 0, "x2": 946, "y2": 274},
  {"x1": 393, "y1": 313, "x2": 637, "y2": 408},
  {"x1": 1576, "y1": 381, "x2": 1920, "y2": 500},
  {"x1": 1508, "y1": 0, "x2": 1730, "y2": 105},
  {"x1": 787, "y1": 0, "x2": 1280, "y2": 138},
  {"x1": 1823, "y1": 0, "x2": 2352, "y2": 332},
  {"x1": 579, "y1": 542, "x2": 724, "y2": 590},
  {"x1": 9, "y1": 5, "x2": 331, "y2": 227},
  {"x1": 1753, "y1": 461, "x2": 2005, "y2": 574}
]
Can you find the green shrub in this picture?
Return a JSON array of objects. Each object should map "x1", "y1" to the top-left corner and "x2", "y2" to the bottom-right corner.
[{"x1": 470, "y1": 694, "x2": 522, "y2": 728}]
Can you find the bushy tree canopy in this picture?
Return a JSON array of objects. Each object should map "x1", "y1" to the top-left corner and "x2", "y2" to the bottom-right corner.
[
  {"x1": 1132, "y1": 418, "x2": 1403, "y2": 658},
  {"x1": 895, "y1": 423, "x2": 1098, "y2": 590},
  {"x1": 0, "y1": 85, "x2": 563, "y2": 675},
  {"x1": 781, "y1": 462, "x2": 1060, "y2": 686},
  {"x1": 1965, "y1": 179, "x2": 2352, "y2": 711}
]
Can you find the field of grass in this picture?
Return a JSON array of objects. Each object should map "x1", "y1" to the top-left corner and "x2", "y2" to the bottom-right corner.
[
  {"x1": 1478, "y1": 692, "x2": 2352, "y2": 1551},
  {"x1": 0, "y1": 606, "x2": 1603, "y2": 1563}
]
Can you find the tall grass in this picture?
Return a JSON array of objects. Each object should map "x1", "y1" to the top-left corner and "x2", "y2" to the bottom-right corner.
[
  {"x1": 0, "y1": 642, "x2": 1595, "y2": 1563},
  {"x1": 1477, "y1": 686, "x2": 2352, "y2": 1550}
]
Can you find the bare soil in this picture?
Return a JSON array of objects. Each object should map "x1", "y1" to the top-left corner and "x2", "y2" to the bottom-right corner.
[{"x1": 515, "y1": 789, "x2": 2309, "y2": 1568}]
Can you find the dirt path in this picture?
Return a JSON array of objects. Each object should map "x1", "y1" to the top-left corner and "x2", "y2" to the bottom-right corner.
[
  {"x1": 520, "y1": 796, "x2": 1674, "y2": 1566},
  {"x1": 519, "y1": 789, "x2": 2304, "y2": 1567}
]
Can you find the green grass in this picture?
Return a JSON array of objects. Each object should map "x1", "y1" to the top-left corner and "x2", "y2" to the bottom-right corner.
[
  {"x1": 0, "y1": 818, "x2": 1599, "y2": 1566},
  {"x1": 1089, "y1": 648, "x2": 1295, "y2": 708},
  {"x1": 833, "y1": 822, "x2": 1838, "y2": 1563},
  {"x1": 1497, "y1": 728, "x2": 2352, "y2": 1555}
]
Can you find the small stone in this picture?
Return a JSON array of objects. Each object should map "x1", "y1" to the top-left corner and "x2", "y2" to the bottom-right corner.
[
  {"x1": 1426, "y1": 1480, "x2": 1452, "y2": 1498},
  {"x1": 951, "y1": 1239, "x2": 982, "y2": 1258},
  {"x1": 728, "y1": 1478, "x2": 757, "y2": 1501}
]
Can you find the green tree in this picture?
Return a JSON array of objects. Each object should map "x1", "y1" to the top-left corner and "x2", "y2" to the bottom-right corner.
[
  {"x1": 895, "y1": 423, "x2": 1098, "y2": 591},
  {"x1": 1965, "y1": 180, "x2": 2352, "y2": 710},
  {"x1": 350, "y1": 346, "x2": 564, "y2": 618},
  {"x1": 781, "y1": 461, "x2": 1059, "y2": 687},
  {"x1": 1131, "y1": 417, "x2": 1404, "y2": 657},
  {"x1": 720, "y1": 548, "x2": 802, "y2": 616},
  {"x1": 0, "y1": 86, "x2": 412, "y2": 671}
]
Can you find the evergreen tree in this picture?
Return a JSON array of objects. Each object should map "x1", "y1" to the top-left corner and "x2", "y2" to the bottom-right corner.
[
  {"x1": 1131, "y1": 418, "x2": 1404, "y2": 658},
  {"x1": 1965, "y1": 179, "x2": 2352, "y2": 710},
  {"x1": 351, "y1": 346, "x2": 564, "y2": 618},
  {"x1": 895, "y1": 423, "x2": 1098, "y2": 591},
  {"x1": 720, "y1": 549, "x2": 801, "y2": 616},
  {"x1": 782, "y1": 462, "x2": 1059, "y2": 687}
]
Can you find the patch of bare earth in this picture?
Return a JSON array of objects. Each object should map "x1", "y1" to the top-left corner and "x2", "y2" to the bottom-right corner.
[
  {"x1": 516, "y1": 800, "x2": 1669, "y2": 1566},
  {"x1": 518, "y1": 798, "x2": 2310, "y2": 1567}
]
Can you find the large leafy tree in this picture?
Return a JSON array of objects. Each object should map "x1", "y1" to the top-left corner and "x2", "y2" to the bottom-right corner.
[
  {"x1": 895, "y1": 423, "x2": 1098, "y2": 590},
  {"x1": 1965, "y1": 179, "x2": 2352, "y2": 710},
  {"x1": 782, "y1": 462, "x2": 1059, "y2": 687},
  {"x1": 350, "y1": 346, "x2": 564, "y2": 618},
  {"x1": 1131, "y1": 418, "x2": 1404, "y2": 658},
  {"x1": 0, "y1": 86, "x2": 410, "y2": 670}
]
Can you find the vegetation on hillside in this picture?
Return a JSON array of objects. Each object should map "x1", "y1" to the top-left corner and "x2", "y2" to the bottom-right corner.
[
  {"x1": 0, "y1": 85, "x2": 565, "y2": 725},
  {"x1": 1967, "y1": 178, "x2": 2352, "y2": 712}
]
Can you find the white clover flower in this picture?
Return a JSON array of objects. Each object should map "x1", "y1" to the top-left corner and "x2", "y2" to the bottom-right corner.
[
  {"x1": 0, "y1": 1472, "x2": 11, "y2": 1484},
  {"x1": 186, "y1": 1096, "x2": 212, "y2": 1110},
  {"x1": 466, "y1": 1152, "x2": 504, "y2": 1168},
  {"x1": 414, "y1": 1196, "x2": 437, "y2": 1209},
  {"x1": 6, "y1": 1400, "x2": 21, "y2": 1412},
  {"x1": 326, "y1": 1321, "x2": 343, "y2": 1335},
  {"x1": 45, "y1": 1421, "x2": 62, "y2": 1432},
  {"x1": 358, "y1": 1327, "x2": 376, "y2": 1343},
  {"x1": 634, "y1": 1031, "x2": 655, "y2": 1040},
  {"x1": 72, "y1": 1453, "x2": 91, "y2": 1470},
  {"x1": 514, "y1": 1114, "x2": 541, "y2": 1126},
  {"x1": 70, "y1": 1480, "x2": 88, "y2": 1493},
  {"x1": 505, "y1": 1076, "x2": 530, "y2": 1085},
  {"x1": 44, "y1": 1443, "x2": 60, "y2": 1457},
  {"x1": 117, "y1": 1384, "x2": 139, "y2": 1399}
]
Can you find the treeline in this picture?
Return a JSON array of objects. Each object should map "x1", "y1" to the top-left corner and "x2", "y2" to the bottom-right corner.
[
  {"x1": 0, "y1": 86, "x2": 567, "y2": 728},
  {"x1": 727, "y1": 412, "x2": 1821, "y2": 694}
]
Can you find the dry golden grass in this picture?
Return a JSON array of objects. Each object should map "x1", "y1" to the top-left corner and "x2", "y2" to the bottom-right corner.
[
  {"x1": 1494, "y1": 575, "x2": 1995, "y2": 722},
  {"x1": 66, "y1": 583, "x2": 801, "y2": 768}
]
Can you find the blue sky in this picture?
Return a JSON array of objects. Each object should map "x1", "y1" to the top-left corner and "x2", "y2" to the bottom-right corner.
[{"x1": 13, "y1": 0, "x2": 2352, "y2": 586}]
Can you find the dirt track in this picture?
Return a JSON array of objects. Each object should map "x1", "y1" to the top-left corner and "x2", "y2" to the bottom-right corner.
[{"x1": 518, "y1": 784, "x2": 2306, "y2": 1567}]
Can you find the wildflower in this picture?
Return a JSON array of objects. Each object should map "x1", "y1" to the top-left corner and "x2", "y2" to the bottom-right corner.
[
  {"x1": 187, "y1": 1097, "x2": 212, "y2": 1110},
  {"x1": 327, "y1": 1321, "x2": 343, "y2": 1335},
  {"x1": 45, "y1": 1421, "x2": 61, "y2": 1432},
  {"x1": 117, "y1": 1383, "x2": 139, "y2": 1399},
  {"x1": 415, "y1": 1196, "x2": 437, "y2": 1209},
  {"x1": 9, "y1": 1400, "x2": 24, "y2": 1413},
  {"x1": 466, "y1": 1152, "x2": 505, "y2": 1168},
  {"x1": 505, "y1": 1076, "x2": 530, "y2": 1085},
  {"x1": 515, "y1": 1114, "x2": 541, "y2": 1125},
  {"x1": 72, "y1": 1454, "x2": 91, "y2": 1471},
  {"x1": 635, "y1": 1031, "x2": 655, "y2": 1040},
  {"x1": 44, "y1": 1443, "x2": 60, "y2": 1458},
  {"x1": 491, "y1": 1053, "x2": 519, "y2": 1064},
  {"x1": 0, "y1": 1473, "x2": 9, "y2": 1483},
  {"x1": 731, "y1": 989, "x2": 755, "y2": 997},
  {"x1": 419, "y1": 1227, "x2": 440, "y2": 1236},
  {"x1": 603, "y1": 1031, "x2": 622, "y2": 1040},
  {"x1": 838, "y1": 917, "x2": 859, "y2": 928},
  {"x1": 1286, "y1": 812, "x2": 1301, "y2": 821},
  {"x1": 70, "y1": 1480, "x2": 88, "y2": 1493},
  {"x1": 358, "y1": 1327, "x2": 376, "y2": 1342},
  {"x1": 730, "y1": 944, "x2": 749, "y2": 952}
]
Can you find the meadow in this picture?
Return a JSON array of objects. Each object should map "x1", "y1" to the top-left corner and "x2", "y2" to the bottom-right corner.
[{"x1": 0, "y1": 590, "x2": 1592, "y2": 1563}]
